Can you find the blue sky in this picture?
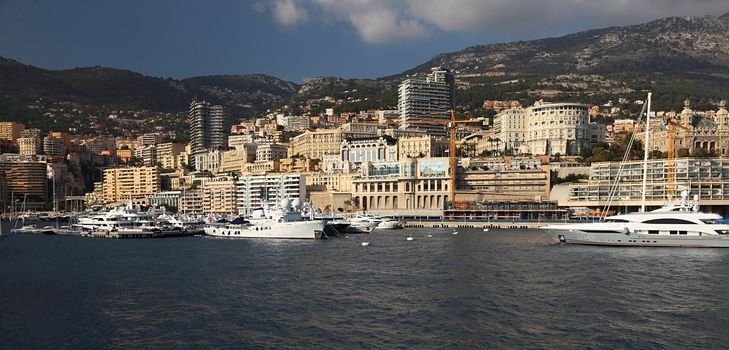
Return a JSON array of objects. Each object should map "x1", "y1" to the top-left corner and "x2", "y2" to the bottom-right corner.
[{"x1": 0, "y1": 0, "x2": 726, "y2": 82}]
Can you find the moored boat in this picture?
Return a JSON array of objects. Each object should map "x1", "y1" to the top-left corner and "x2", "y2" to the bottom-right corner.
[{"x1": 204, "y1": 199, "x2": 326, "y2": 240}]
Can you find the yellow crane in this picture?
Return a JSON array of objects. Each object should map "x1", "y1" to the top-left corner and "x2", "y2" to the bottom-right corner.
[
  {"x1": 666, "y1": 119, "x2": 690, "y2": 199},
  {"x1": 352, "y1": 110, "x2": 484, "y2": 205}
]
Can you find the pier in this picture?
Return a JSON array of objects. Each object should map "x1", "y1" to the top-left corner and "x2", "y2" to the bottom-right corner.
[
  {"x1": 402, "y1": 221, "x2": 570, "y2": 230},
  {"x1": 80, "y1": 230, "x2": 197, "y2": 239}
]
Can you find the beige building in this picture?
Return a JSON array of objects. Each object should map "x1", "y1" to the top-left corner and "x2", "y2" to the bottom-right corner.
[
  {"x1": 0, "y1": 122, "x2": 25, "y2": 143},
  {"x1": 306, "y1": 172, "x2": 357, "y2": 192},
  {"x1": 18, "y1": 137, "x2": 41, "y2": 155},
  {"x1": 397, "y1": 135, "x2": 448, "y2": 159},
  {"x1": 241, "y1": 160, "x2": 280, "y2": 175},
  {"x1": 641, "y1": 100, "x2": 729, "y2": 156},
  {"x1": 202, "y1": 175, "x2": 237, "y2": 214},
  {"x1": 219, "y1": 146, "x2": 257, "y2": 173},
  {"x1": 101, "y1": 166, "x2": 160, "y2": 205},
  {"x1": 288, "y1": 129, "x2": 343, "y2": 160},
  {"x1": 280, "y1": 157, "x2": 319, "y2": 173},
  {"x1": 353, "y1": 158, "x2": 451, "y2": 215},
  {"x1": 156, "y1": 142, "x2": 185, "y2": 170},
  {"x1": 116, "y1": 149, "x2": 133, "y2": 163},
  {"x1": 256, "y1": 143, "x2": 288, "y2": 162},
  {"x1": 180, "y1": 189, "x2": 203, "y2": 214},
  {"x1": 310, "y1": 192, "x2": 355, "y2": 214},
  {"x1": 455, "y1": 167, "x2": 551, "y2": 202}
]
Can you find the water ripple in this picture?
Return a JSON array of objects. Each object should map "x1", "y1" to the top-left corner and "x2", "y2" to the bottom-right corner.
[{"x1": 2, "y1": 229, "x2": 729, "y2": 349}]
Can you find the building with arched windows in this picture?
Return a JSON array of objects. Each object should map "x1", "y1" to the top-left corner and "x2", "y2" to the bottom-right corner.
[
  {"x1": 352, "y1": 157, "x2": 451, "y2": 216},
  {"x1": 493, "y1": 101, "x2": 604, "y2": 156},
  {"x1": 642, "y1": 100, "x2": 729, "y2": 156}
]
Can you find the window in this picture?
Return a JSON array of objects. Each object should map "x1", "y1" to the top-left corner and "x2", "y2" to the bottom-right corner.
[
  {"x1": 605, "y1": 219, "x2": 629, "y2": 223},
  {"x1": 643, "y1": 218, "x2": 695, "y2": 225},
  {"x1": 649, "y1": 230, "x2": 659, "y2": 235}
]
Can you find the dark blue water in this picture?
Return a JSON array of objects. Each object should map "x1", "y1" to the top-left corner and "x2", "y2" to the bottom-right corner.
[{"x1": 2, "y1": 228, "x2": 729, "y2": 349}]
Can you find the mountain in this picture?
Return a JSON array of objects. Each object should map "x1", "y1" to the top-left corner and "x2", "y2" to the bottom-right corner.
[
  {"x1": 401, "y1": 13, "x2": 729, "y2": 110},
  {"x1": 0, "y1": 57, "x2": 300, "y2": 133},
  {"x1": 182, "y1": 74, "x2": 298, "y2": 113},
  {"x1": 1, "y1": 12, "x2": 729, "y2": 133},
  {"x1": 409, "y1": 15, "x2": 729, "y2": 78}
]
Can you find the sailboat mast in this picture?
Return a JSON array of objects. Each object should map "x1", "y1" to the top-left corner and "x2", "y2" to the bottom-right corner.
[
  {"x1": 52, "y1": 171, "x2": 57, "y2": 213},
  {"x1": 640, "y1": 92, "x2": 652, "y2": 212}
]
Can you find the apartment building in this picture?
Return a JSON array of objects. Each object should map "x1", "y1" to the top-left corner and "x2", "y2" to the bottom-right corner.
[{"x1": 101, "y1": 166, "x2": 160, "y2": 205}]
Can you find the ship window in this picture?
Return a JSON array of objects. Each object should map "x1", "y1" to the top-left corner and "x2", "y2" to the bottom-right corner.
[
  {"x1": 649, "y1": 230, "x2": 659, "y2": 235},
  {"x1": 679, "y1": 231, "x2": 687, "y2": 235},
  {"x1": 643, "y1": 218, "x2": 695, "y2": 224},
  {"x1": 700, "y1": 219, "x2": 717, "y2": 224},
  {"x1": 669, "y1": 230, "x2": 677, "y2": 235},
  {"x1": 605, "y1": 219, "x2": 629, "y2": 223},
  {"x1": 581, "y1": 230, "x2": 623, "y2": 234}
]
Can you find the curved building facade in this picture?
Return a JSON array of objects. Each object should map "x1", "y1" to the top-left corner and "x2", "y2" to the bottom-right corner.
[{"x1": 525, "y1": 102, "x2": 590, "y2": 156}]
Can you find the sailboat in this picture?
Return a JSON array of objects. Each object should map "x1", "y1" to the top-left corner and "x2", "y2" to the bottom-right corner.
[{"x1": 541, "y1": 93, "x2": 729, "y2": 247}]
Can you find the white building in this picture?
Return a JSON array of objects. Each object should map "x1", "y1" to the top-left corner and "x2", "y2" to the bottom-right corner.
[
  {"x1": 255, "y1": 143, "x2": 288, "y2": 162},
  {"x1": 492, "y1": 107, "x2": 527, "y2": 153},
  {"x1": 134, "y1": 144, "x2": 157, "y2": 167},
  {"x1": 43, "y1": 136, "x2": 65, "y2": 156},
  {"x1": 194, "y1": 149, "x2": 221, "y2": 173},
  {"x1": 341, "y1": 135, "x2": 398, "y2": 165},
  {"x1": 493, "y1": 101, "x2": 604, "y2": 156},
  {"x1": 148, "y1": 191, "x2": 181, "y2": 209},
  {"x1": 228, "y1": 133, "x2": 254, "y2": 149},
  {"x1": 236, "y1": 174, "x2": 306, "y2": 215}
]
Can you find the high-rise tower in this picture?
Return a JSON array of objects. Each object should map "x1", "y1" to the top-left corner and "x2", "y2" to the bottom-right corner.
[
  {"x1": 398, "y1": 67, "x2": 455, "y2": 136},
  {"x1": 189, "y1": 101, "x2": 225, "y2": 168}
]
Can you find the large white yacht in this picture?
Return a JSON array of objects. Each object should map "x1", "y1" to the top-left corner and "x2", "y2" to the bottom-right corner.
[
  {"x1": 542, "y1": 196, "x2": 729, "y2": 247},
  {"x1": 204, "y1": 199, "x2": 326, "y2": 240},
  {"x1": 75, "y1": 201, "x2": 157, "y2": 232},
  {"x1": 542, "y1": 92, "x2": 729, "y2": 248}
]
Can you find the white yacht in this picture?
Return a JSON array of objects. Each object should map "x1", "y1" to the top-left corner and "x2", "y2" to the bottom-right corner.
[
  {"x1": 377, "y1": 218, "x2": 403, "y2": 230},
  {"x1": 542, "y1": 92, "x2": 729, "y2": 248},
  {"x1": 204, "y1": 199, "x2": 326, "y2": 240},
  {"x1": 346, "y1": 212, "x2": 382, "y2": 234},
  {"x1": 11, "y1": 225, "x2": 55, "y2": 235},
  {"x1": 75, "y1": 202, "x2": 160, "y2": 232},
  {"x1": 542, "y1": 198, "x2": 729, "y2": 247}
]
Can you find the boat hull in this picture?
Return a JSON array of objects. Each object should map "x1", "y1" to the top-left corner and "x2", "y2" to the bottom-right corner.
[
  {"x1": 345, "y1": 220, "x2": 380, "y2": 234},
  {"x1": 542, "y1": 228, "x2": 729, "y2": 248}
]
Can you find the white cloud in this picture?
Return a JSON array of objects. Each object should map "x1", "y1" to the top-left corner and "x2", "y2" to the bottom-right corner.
[
  {"x1": 272, "y1": 0, "x2": 308, "y2": 26},
  {"x1": 261, "y1": 0, "x2": 729, "y2": 44}
]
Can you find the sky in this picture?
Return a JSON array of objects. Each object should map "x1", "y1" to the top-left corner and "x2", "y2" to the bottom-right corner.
[{"x1": 0, "y1": 0, "x2": 727, "y2": 83}]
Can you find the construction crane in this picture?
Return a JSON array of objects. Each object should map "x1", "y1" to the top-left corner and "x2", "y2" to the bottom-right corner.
[
  {"x1": 351, "y1": 110, "x2": 484, "y2": 205},
  {"x1": 666, "y1": 119, "x2": 690, "y2": 199}
]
